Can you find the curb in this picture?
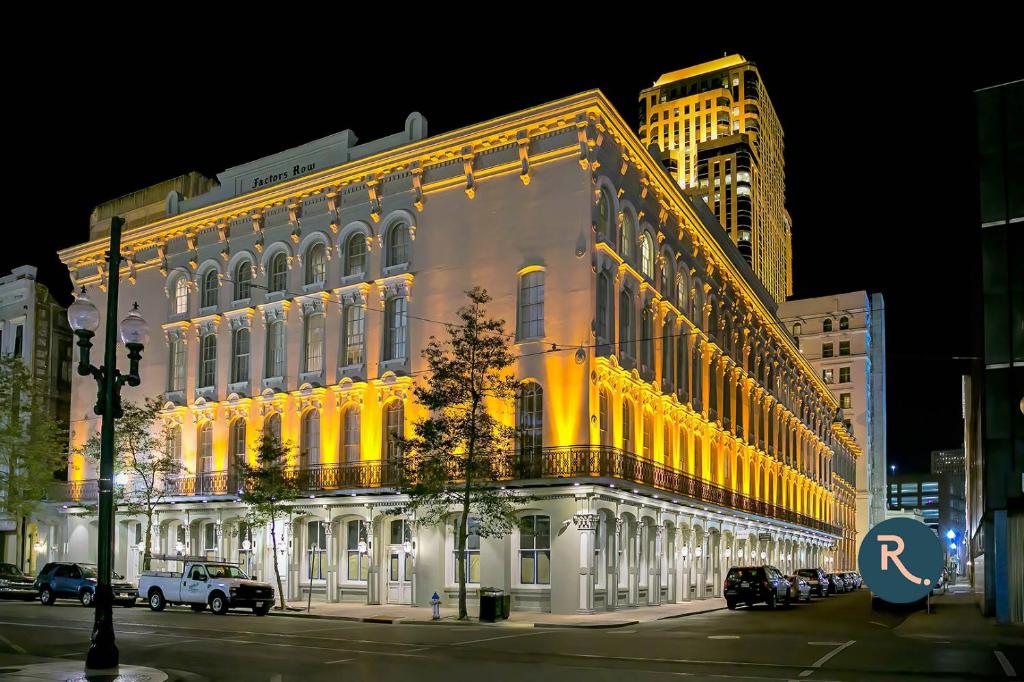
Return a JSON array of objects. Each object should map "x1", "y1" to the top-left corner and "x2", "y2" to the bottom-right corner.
[{"x1": 656, "y1": 606, "x2": 728, "y2": 620}]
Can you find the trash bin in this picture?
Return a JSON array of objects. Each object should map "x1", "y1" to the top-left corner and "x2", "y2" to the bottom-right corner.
[{"x1": 479, "y1": 587, "x2": 507, "y2": 622}]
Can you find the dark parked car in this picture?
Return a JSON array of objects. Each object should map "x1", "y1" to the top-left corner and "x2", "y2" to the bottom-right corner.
[
  {"x1": 842, "y1": 572, "x2": 862, "y2": 590},
  {"x1": 787, "y1": 575, "x2": 812, "y2": 602},
  {"x1": 827, "y1": 572, "x2": 848, "y2": 594},
  {"x1": 795, "y1": 568, "x2": 830, "y2": 597},
  {"x1": 724, "y1": 565, "x2": 792, "y2": 610},
  {"x1": 0, "y1": 563, "x2": 38, "y2": 600},
  {"x1": 34, "y1": 562, "x2": 137, "y2": 607}
]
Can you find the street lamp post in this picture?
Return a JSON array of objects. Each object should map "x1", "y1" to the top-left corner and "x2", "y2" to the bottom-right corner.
[{"x1": 67, "y1": 216, "x2": 149, "y2": 671}]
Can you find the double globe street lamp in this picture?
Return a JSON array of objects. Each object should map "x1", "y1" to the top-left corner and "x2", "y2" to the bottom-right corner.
[{"x1": 67, "y1": 215, "x2": 149, "y2": 671}]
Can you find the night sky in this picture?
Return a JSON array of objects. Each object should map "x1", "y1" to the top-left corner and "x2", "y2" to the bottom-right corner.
[{"x1": 7, "y1": 26, "x2": 1020, "y2": 473}]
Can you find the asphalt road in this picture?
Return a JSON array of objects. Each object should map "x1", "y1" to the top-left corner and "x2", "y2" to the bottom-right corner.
[{"x1": 0, "y1": 589, "x2": 1020, "y2": 681}]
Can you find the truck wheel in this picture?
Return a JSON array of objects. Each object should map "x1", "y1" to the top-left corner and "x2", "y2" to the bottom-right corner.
[
  {"x1": 80, "y1": 590, "x2": 94, "y2": 607},
  {"x1": 253, "y1": 603, "x2": 271, "y2": 616},
  {"x1": 39, "y1": 587, "x2": 55, "y2": 606},
  {"x1": 190, "y1": 603, "x2": 207, "y2": 613},
  {"x1": 148, "y1": 589, "x2": 166, "y2": 612},
  {"x1": 209, "y1": 593, "x2": 229, "y2": 616}
]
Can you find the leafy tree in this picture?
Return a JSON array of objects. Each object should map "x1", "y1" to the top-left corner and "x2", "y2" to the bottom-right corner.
[
  {"x1": 402, "y1": 288, "x2": 523, "y2": 620},
  {"x1": 240, "y1": 432, "x2": 300, "y2": 609},
  {"x1": 78, "y1": 397, "x2": 182, "y2": 571},
  {"x1": 0, "y1": 356, "x2": 66, "y2": 567}
]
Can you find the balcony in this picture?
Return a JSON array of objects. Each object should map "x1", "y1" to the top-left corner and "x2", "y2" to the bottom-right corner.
[{"x1": 50, "y1": 447, "x2": 839, "y2": 536}]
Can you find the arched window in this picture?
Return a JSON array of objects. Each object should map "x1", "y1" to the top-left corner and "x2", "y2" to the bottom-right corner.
[
  {"x1": 662, "y1": 320, "x2": 674, "y2": 391},
  {"x1": 234, "y1": 260, "x2": 252, "y2": 301},
  {"x1": 596, "y1": 271, "x2": 612, "y2": 342},
  {"x1": 301, "y1": 410, "x2": 320, "y2": 466},
  {"x1": 792, "y1": 322, "x2": 802, "y2": 337},
  {"x1": 382, "y1": 401, "x2": 404, "y2": 460},
  {"x1": 619, "y1": 289, "x2": 634, "y2": 359},
  {"x1": 641, "y1": 411, "x2": 654, "y2": 460},
  {"x1": 199, "y1": 334, "x2": 217, "y2": 388},
  {"x1": 201, "y1": 269, "x2": 219, "y2": 309},
  {"x1": 231, "y1": 328, "x2": 250, "y2": 383},
  {"x1": 619, "y1": 212, "x2": 636, "y2": 260},
  {"x1": 305, "y1": 243, "x2": 327, "y2": 286},
  {"x1": 676, "y1": 327, "x2": 689, "y2": 400},
  {"x1": 265, "y1": 320, "x2": 285, "y2": 378},
  {"x1": 168, "y1": 339, "x2": 186, "y2": 392},
  {"x1": 383, "y1": 297, "x2": 408, "y2": 361},
  {"x1": 640, "y1": 306, "x2": 654, "y2": 371},
  {"x1": 839, "y1": 316, "x2": 849, "y2": 330},
  {"x1": 519, "y1": 515, "x2": 550, "y2": 585},
  {"x1": 517, "y1": 270, "x2": 545, "y2": 339},
  {"x1": 676, "y1": 272, "x2": 688, "y2": 313},
  {"x1": 599, "y1": 388, "x2": 611, "y2": 446},
  {"x1": 172, "y1": 276, "x2": 189, "y2": 315},
  {"x1": 517, "y1": 383, "x2": 543, "y2": 454},
  {"x1": 345, "y1": 233, "x2": 367, "y2": 277},
  {"x1": 661, "y1": 257, "x2": 675, "y2": 302},
  {"x1": 229, "y1": 419, "x2": 246, "y2": 471},
  {"x1": 166, "y1": 425, "x2": 182, "y2": 465},
  {"x1": 822, "y1": 318, "x2": 833, "y2": 333},
  {"x1": 692, "y1": 283, "x2": 704, "y2": 330},
  {"x1": 386, "y1": 222, "x2": 410, "y2": 267},
  {"x1": 597, "y1": 188, "x2": 613, "y2": 241},
  {"x1": 342, "y1": 304, "x2": 365, "y2": 366},
  {"x1": 639, "y1": 233, "x2": 654, "y2": 278},
  {"x1": 264, "y1": 413, "x2": 281, "y2": 443},
  {"x1": 304, "y1": 312, "x2": 325, "y2": 373},
  {"x1": 622, "y1": 400, "x2": 635, "y2": 453},
  {"x1": 665, "y1": 422, "x2": 674, "y2": 468},
  {"x1": 197, "y1": 422, "x2": 213, "y2": 474},
  {"x1": 341, "y1": 406, "x2": 361, "y2": 463},
  {"x1": 269, "y1": 252, "x2": 288, "y2": 293}
]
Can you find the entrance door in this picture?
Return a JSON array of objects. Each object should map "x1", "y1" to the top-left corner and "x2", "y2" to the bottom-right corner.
[{"x1": 386, "y1": 548, "x2": 412, "y2": 604}]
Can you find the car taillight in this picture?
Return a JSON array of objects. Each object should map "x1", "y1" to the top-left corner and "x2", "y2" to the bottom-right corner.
[{"x1": 723, "y1": 580, "x2": 728, "y2": 592}]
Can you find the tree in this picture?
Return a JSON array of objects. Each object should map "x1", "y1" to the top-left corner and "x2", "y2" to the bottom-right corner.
[
  {"x1": 240, "y1": 432, "x2": 300, "y2": 610},
  {"x1": 0, "y1": 355, "x2": 66, "y2": 568},
  {"x1": 402, "y1": 288, "x2": 523, "y2": 620},
  {"x1": 78, "y1": 397, "x2": 182, "y2": 571}
]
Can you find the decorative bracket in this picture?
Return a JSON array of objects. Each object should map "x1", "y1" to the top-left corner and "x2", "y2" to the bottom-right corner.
[
  {"x1": 288, "y1": 202, "x2": 303, "y2": 243},
  {"x1": 366, "y1": 176, "x2": 382, "y2": 222},
  {"x1": 516, "y1": 131, "x2": 531, "y2": 185},
  {"x1": 411, "y1": 163, "x2": 424, "y2": 211},
  {"x1": 461, "y1": 146, "x2": 476, "y2": 198},
  {"x1": 575, "y1": 114, "x2": 590, "y2": 169}
]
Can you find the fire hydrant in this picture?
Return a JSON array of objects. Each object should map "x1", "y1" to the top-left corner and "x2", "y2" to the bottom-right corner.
[{"x1": 431, "y1": 592, "x2": 441, "y2": 620}]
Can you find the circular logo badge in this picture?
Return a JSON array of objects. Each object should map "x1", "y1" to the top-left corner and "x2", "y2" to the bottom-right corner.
[{"x1": 858, "y1": 518, "x2": 944, "y2": 603}]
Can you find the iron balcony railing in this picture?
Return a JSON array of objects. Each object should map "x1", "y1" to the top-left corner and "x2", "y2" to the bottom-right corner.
[{"x1": 51, "y1": 446, "x2": 839, "y2": 536}]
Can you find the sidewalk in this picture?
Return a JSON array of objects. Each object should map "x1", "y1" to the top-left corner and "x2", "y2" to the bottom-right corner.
[
  {"x1": 894, "y1": 587, "x2": 1024, "y2": 647},
  {"x1": 270, "y1": 596, "x2": 727, "y2": 628}
]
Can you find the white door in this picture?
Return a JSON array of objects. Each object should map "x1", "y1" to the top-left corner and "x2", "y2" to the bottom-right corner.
[{"x1": 386, "y1": 548, "x2": 412, "y2": 604}]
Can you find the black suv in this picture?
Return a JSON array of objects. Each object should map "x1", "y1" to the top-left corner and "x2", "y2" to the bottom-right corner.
[
  {"x1": 724, "y1": 565, "x2": 792, "y2": 609},
  {"x1": 34, "y1": 562, "x2": 137, "y2": 607},
  {"x1": 796, "y1": 567, "x2": 830, "y2": 597}
]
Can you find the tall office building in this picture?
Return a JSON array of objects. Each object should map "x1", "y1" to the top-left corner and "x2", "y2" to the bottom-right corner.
[
  {"x1": 965, "y1": 79, "x2": 1023, "y2": 624},
  {"x1": 779, "y1": 291, "x2": 887, "y2": 568},
  {"x1": 931, "y1": 448, "x2": 966, "y2": 575},
  {"x1": 639, "y1": 55, "x2": 791, "y2": 302}
]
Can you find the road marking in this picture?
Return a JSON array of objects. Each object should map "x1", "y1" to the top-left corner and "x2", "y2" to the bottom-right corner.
[
  {"x1": 798, "y1": 640, "x2": 856, "y2": 678},
  {"x1": 324, "y1": 658, "x2": 354, "y2": 665},
  {"x1": 868, "y1": 620, "x2": 889, "y2": 628},
  {"x1": 565, "y1": 653, "x2": 794, "y2": 668},
  {"x1": 0, "y1": 633, "x2": 26, "y2": 654},
  {"x1": 995, "y1": 651, "x2": 1017, "y2": 678},
  {"x1": 708, "y1": 635, "x2": 741, "y2": 639},
  {"x1": 808, "y1": 642, "x2": 845, "y2": 646},
  {"x1": 607, "y1": 629, "x2": 637, "y2": 634},
  {"x1": 145, "y1": 638, "x2": 202, "y2": 648},
  {"x1": 454, "y1": 630, "x2": 545, "y2": 646}
]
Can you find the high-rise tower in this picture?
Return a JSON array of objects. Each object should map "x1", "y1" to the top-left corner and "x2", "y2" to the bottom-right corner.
[{"x1": 639, "y1": 54, "x2": 791, "y2": 302}]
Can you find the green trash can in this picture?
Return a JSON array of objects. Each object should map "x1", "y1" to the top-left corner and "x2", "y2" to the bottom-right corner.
[{"x1": 479, "y1": 587, "x2": 507, "y2": 622}]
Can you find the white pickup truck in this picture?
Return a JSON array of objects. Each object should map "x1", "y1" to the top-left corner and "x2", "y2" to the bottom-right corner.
[{"x1": 139, "y1": 561, "x2": 275, "y2": 616}]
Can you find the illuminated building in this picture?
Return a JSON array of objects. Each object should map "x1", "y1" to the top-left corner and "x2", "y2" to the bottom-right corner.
[
  {"x1": 51, "y1": 91, "x2": 857, "y2": 615},
  {"x1": 0, "y1": 265, "x2": 73, "y2": 571},
  {"x1": 639, "y1": 55, "x2": 791, "y2": 303},
  {"x1": 778, "y1": 291, "x2": 886, "y2": 569}
]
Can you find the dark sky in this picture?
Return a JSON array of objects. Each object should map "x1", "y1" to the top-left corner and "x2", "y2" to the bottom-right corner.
[{"x1": 7, "y1": 23, "x2": 1020, "y2": 473}]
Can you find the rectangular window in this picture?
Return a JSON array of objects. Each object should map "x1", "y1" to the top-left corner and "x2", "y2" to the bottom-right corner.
[
  {"x1": 200, "y1": 336, "x2": 216, "y2": 388},
  {"x1": 822, "y1": 343, "x2": 834, "y2": 358},
  {"x1": 822, "y1": 368, "x2": 834, "y2": 384},
  {"x1": 518, "y1": 271, "x2": 545, "y2": 339},
  {"x1": 384, "y1": 298, "x2": 408, "y2": 361},
  {"x1": 232, "y1": 330, "x2": 250, "y2": 384},
  {"x1": 346, "y1": 520, "x2": 368, "y2": 582},
  {"x1": 169, "y1": 339, "x2": 186, "y2": 391},
  {"x1": 307, "y1": 521, "x2": 327, "y2": 580},
  {"x1": 518, "y1": 515, "x2": 551, "y2": 585},
  {"x1": 839, "y1": 366, "x2": 851, "y2": 383},
  {"x1": 840, "y1": 393, "x2": 851, "y2": 409},
  {"x1": 13, "y1": 324, "x2": 23, "y2": 357},
  {"x1": 839, "y1": 341, "x2": 851, "y2": 356},
  {"x1": 266, "y1": 321, "x2": 285, "y2": 378},
  {"x1": 343, "y1": 305, "x2": 365, "y2": 366},
  {"x1": 304, "y1": 314, "x2": 324, "y2": 373},
  {"x1": 452, "y1": 517, "x2": 481, "y2": 584}
]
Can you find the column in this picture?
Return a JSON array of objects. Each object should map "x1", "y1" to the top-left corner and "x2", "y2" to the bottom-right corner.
[
  {"x1": 574, "y1": 513, "x2": 598, "y2": 614},
  {"x1": 650, "y1": 525, "x2": 663, "y2": 606},
  {"x1": 366, "y1": 518, "x2": 381, "y2": 605},
  {"x1": 325, "y1": 519, "x2": 338, "y2": 602},
  {"x1": 666, "y1": 526, "x2": 677, "y2": 604},
  {"x1": 287, "y1": 520, "x2": 300, "y2": 602},
  {"x1": 627, "y1": 522, "x2": 640, "y2": 607},
  {"x1": 678, "y1": 527, "x2": 691, "y2": 602},
  {"x1": 609, "y1": 517, "x2": 622, "y2": 610}
]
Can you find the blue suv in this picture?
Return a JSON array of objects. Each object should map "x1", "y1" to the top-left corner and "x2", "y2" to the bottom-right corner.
[{"x1": 34, "y1": 562, "x2": 137, "y2": 607}]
